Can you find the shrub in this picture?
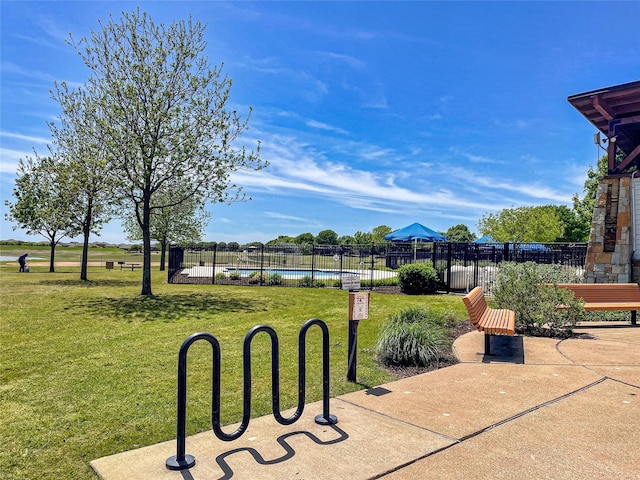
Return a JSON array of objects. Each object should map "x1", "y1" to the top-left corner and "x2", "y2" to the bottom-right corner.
[
  {"x1": 376, "y1": 306, "x2": 451, "y2": 367},
  {"x1": 228, "y1": 271, "x2": 241, "y2": 281},
  {"x1": 264, "y1": 273, "x2": 283, "y2": 286},
  {"x1": 492, "y1": 262, "x2": 585, "y2": 337},
  {"x1": 298, "y1": 275, "x2": 314, "y2": 288},
  {"x1": 397, "y1": 263, "x2": 440, "y2": 295},
  {"x1": 215, "y1": 272, "x2": 226, "y2": 280}
]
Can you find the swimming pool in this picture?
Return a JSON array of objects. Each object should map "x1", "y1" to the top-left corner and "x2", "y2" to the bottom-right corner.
[{"x1": 225, "y1": 268, "x2": 359, "y2": 279}]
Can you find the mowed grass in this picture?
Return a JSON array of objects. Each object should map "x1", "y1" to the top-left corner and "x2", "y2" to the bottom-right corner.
[{"x1": 0, "y1": 258, "x2": 468, "y2": 479}]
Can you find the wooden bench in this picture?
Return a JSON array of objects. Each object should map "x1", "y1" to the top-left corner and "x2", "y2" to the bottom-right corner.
[
  {"x1": 550, "y1": 283, "x2": 640, "y2": 325},
  {"x1": 462, "y1": 287, "x2": 516, "y2": 355}
]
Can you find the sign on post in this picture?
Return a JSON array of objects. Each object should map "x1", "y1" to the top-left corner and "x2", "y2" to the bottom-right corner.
[
  {"x1": 349, "y1": 291, "x2": 370, "y2": 320},
  {"x1": 347, "y1": 291, "x2": 370, "y2": 382},
  {"x1": 341, "y1": 274, "x2": 361, "y2": 291}
]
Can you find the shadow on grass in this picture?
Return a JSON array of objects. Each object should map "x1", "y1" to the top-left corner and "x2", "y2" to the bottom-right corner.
[{"x1": 69, "y1": 292, "x2": 260, "y2": 322}]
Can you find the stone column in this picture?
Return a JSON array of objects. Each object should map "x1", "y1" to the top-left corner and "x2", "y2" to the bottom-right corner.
[{"x1": 584, "y1": 176, "x2": 633, "y2": 283}]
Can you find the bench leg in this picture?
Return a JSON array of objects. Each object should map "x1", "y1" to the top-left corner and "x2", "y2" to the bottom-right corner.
[
  {"x1": 633, "y1": 311, "x2": 637, "y2": 326},
  {"x1": 484, "y1": 334, "x2": 491, "y2": 356}
]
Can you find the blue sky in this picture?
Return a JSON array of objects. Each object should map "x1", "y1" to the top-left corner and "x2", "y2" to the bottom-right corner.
[{"x1": 2, "y1": 1, "x2": 639, "y2": 245}]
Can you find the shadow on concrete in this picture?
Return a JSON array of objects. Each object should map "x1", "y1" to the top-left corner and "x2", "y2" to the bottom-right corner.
[
  {"x1": 482, "y1": 335, "x2": 524, "y2": 364},
  {"x1": 214, "y1": 424, "x2": 349, "y2": 480}
]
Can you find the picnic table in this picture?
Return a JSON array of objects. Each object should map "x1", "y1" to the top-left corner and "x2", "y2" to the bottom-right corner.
[{"x1": 118, "y1": 261, "x2": 142, "y2": 271}]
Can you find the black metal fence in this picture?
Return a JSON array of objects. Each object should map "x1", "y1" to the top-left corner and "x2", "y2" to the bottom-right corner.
[{"x1": 168, "y1": 241, "x2": 587, "y2": 292}]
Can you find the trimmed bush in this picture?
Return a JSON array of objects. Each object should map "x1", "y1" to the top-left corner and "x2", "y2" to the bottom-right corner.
[
  {"x1": 297, "y1": 275, "x2": 314, "y2": 288},
  {"x1": 397, "y1": 263, "x2": 440, "y2": 295},
  {"x1": 376, "y1": 306, "x2": 451, "y2": 367},
  {"x1": 492, "y1": 262, "x2": 585, "y2": 337},
  {"x1": 248, "y1": 271, "x2": 261, "y2": 284},
  {"x1": 264, "y1": 272, "x2": 283, "y2": 286}
]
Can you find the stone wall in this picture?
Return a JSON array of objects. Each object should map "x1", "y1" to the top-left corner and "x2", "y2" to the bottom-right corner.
[{"x1": 584, "y1": 176, "x2": 632, "y2": 283}]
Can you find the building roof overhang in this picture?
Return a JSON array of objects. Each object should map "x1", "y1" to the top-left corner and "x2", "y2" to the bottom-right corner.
[{"x1": 568, "y1": 80, "x2": 640, "y2": 174}]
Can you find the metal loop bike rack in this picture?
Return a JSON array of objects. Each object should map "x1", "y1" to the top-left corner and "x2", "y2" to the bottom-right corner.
[{"x1": 166, "y1": 318, "x2": 338, "y2": 471}]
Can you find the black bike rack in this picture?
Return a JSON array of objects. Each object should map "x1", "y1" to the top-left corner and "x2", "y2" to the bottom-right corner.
[{"x1": 166, "y1": 318, "x2": 338, "y2": 471}]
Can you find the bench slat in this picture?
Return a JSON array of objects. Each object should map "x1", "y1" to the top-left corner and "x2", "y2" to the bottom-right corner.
[
  {"x1": 462, "y1": 287, "x2": 515, "y2": 346},
  {"x1": 554, "y1": 283, "x2": 640, "y2": 303},
  {"x1": 549, "y1": 283, "x2": 639, "y2": 326}
]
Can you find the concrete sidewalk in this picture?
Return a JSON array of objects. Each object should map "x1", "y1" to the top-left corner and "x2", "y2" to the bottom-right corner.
[{"x1": 91, "y1": 323, "x2": 640, "y2": 479}]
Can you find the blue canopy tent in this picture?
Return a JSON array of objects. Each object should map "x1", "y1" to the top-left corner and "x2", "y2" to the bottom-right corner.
[
  {"x1": 384, "y1": 222, "x2": 447, "y2": 261},
  {"x1": 474, "y1": 234, "x2": 495, "y2": 243}
]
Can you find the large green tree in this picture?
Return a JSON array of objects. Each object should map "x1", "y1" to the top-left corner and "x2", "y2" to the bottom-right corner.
[
  {"x1": 549, "y1": 205, "x2": 588, "y2": 242},
  {"x1": 444, "y1": 224, "x2": 476, "y2": 243},
  {"x1": 371, "y1": 225, "x2": 393, "y2": 243},
  {"x1": 571, "y1": 154, "x2": 608, "y2": 241},
  {"x1": 67, "y1": 9, "x2": 264, "y2": 295},
  {"x1": 315, "y1": 229, "x2": 339, "y2": 245},
  {"x1": 294, "y1": 232, "x2": 315, "y2": 244},
  {"x1": 5, "y1": 156, "x2": 80, "y2": 272},
  {"x1": 353, "y1": 230, "x2": 373, "y2": 244},
  {"x1": 477, "y1": 205, "x2": 563, "y2": 243}
]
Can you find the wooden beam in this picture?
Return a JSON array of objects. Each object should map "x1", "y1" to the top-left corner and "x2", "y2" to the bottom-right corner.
[
  {"x1": 613, "y1": 143, "x2": 640, "y2": 174},
  {"x1": 592, "y1": 96, "x2": 614, "y2": 121}
]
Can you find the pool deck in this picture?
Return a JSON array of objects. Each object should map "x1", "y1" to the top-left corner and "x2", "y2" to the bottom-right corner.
[{"x1": 91, "y1": 322, "x2": 640, "y2": 479}]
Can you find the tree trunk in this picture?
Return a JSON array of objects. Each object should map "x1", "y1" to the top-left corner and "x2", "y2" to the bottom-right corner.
[
  {"x1": 49, "y1": 241, "x2": 56, "y2": 273},
  {"x1": 80, "y1": 207, "x2": 92, "y2": 281},
  {"x1": 140, "y1": 196, "x2": 153, "y2": 296},
  {"x1": 159, "y1": 239, "x2": 167, "y2": 271}
]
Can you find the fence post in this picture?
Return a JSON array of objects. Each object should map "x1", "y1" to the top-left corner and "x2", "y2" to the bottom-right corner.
[
  {"x1": 212, "y1": 243, "x2": 217, "y2": 285},
  {"x1": 446, "y1": 242, "x2": 452, "y2": 293},
  {"x1": 370, "y1": 243, "x2": 375, "y2": 290},
  {"x1": 260, "y1": 243, "x2": 264, "y2": 285}
]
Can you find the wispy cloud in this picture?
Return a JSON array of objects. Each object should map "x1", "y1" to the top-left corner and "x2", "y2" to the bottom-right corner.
[
  {"x1": 473, "y1": 175, "x2": 572, "y2": 203},
  {"x1": 305, "y1": 119, "x2": 349, "y2": 135},
  {"x1": 0, "y1": 148, "x2": 27, "y2": 174},
  {"x1": 1, "y1": 131, "x2": 51, "y2": 145},
  {"x1": 361, "y1": 81, "x2": 388, "y2": 109},
  {"x1": 231, "y1": 136, "x2": 506, "y2": 216},
  {"x1": 1, "y1": 61, "x2": 57, "y2": 83},
  {"x1": 264, "y1": 212, "x2": 308, "y2": 222},
  {"x1": 317, "y1": 51, "x2": 366, "y2": 69},
  {"x1": 463, "y1": 153, "x2": 504, "y2": 164},
  {"x1": 237, "y1": 55, "x2": 328, "y2": 99}
]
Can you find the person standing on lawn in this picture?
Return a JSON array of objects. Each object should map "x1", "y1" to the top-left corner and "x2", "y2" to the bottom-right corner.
[{"x1": 18, "y1": 253, "x2": 28, "y2": 272}]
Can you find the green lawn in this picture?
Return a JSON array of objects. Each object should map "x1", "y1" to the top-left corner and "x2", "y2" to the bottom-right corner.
[{"x1": 0, "y1": 257, "x2": 468, "y2": 479}]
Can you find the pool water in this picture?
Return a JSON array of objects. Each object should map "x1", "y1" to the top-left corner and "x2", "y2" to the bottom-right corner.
[{"x1": 225, "y1": 268, "x2": 359, "y2": 279}]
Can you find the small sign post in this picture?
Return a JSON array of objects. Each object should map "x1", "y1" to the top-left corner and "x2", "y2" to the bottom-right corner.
[
  {"x1": 341, "y1": 274, "x2": 361, "y2": 291},
  {"x1": 347, "y1": 291, "x2": 370, "y2": 382}
]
